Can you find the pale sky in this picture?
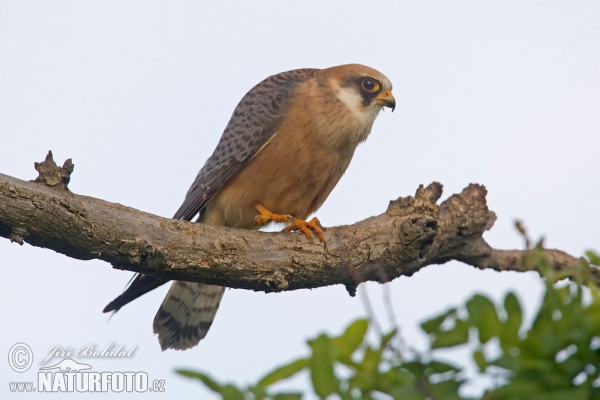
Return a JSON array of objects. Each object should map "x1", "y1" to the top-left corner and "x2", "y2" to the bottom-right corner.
[{"x1": 1, "y1": 1, "x2": 599, "y2": 398}]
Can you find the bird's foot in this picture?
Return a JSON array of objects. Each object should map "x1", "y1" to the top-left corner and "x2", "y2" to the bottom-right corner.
[
  {"x1": 254, "y1": 203, "x2": 326, "y2": 242},
  {"x1": 254, "y1": 203, "x2": 293, "y2": 225},
  {"x1": 283, "y1": 217, "x2": 326, "y2": 242}
]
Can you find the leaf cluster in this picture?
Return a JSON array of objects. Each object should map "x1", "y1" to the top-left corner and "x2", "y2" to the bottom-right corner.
[{"x1": 177, "y1": 250, "x2": 600, "y2": 399}]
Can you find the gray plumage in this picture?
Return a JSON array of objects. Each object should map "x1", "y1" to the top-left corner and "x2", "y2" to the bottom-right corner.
[{"x1": 174, "y1": 68, "x2": 317, "y2": 222}]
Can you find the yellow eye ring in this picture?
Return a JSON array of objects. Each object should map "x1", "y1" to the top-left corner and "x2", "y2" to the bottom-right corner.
[{"x1": 361, "y1": 78, "x2": 380, "y2": 93}]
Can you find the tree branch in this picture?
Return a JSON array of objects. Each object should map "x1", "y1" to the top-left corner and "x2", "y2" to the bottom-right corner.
[{"x1": 0, "y1": 152, "x2": 592, "y2": 295}]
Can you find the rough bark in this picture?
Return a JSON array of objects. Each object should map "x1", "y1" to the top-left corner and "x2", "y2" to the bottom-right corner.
[{"x1": 0, "y1": 152, "x2": 594, "y2": 295}]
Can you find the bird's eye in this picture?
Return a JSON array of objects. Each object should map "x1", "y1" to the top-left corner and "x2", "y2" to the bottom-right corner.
[{"x1": 361, "y1": 78, "x2": 379, "y2": 92}]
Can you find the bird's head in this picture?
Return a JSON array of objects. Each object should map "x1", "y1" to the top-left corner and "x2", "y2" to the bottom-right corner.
[{"x1": 322, "y1": 64, "x2": 395, "y2": 124}]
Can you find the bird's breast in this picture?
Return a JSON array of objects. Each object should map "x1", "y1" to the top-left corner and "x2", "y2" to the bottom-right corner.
[
  {"x1": 201, "y1": 79, "x2": 376, "y2": 229},
  {"x1": 202, "y1": 115, "x2": 362, "y2": 229}
]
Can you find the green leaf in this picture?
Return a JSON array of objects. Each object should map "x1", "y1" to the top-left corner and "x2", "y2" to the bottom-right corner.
[
  {"x1": 273, "y1": 393, "x2": 303, "y2": 400},
  {"x1": 500, "y1": 292, "x2": 523, "y2": 350},
  {"x1": 585, "y1": 250, "x2": 600, "y2": 266},
  {"x1": 376, "y1": 368, "x2": 418, "y2": 396},
  {"x1": 361, "y1": 346, "x2": 384, "y2": 373},
  {"x1": 308, "y1": 334, "x2": 338, "y2": 398},
  {"x1": 429, "y1": 360, "x2": 460, "y2": 374},
  {"x1": 175, "y1": 370, "x2": 222, "y2": 393},
  {"x1": 429, "y1": 377, "x2": 464, "y2": 399},
  {"x1": 400, "y1": 361, "x2": 427, "y2": 376},
  {"x1": 256, "y1": 358, "x2": 309, "y2": 388},
  {"x1": 221, "y1": 385, "x2": 245, "y2": 400},
  {"x1": 381, "y1": 328, "x2": 398, "y2": 348},
  {"x1": 432, "y1": 319, "x2": 470, "y2": 349},
  {"x1": 540, "y1": 387, "x2": 590, "y2": 400},
  {"x1": 247, "y1": 385, "x2": 268, "y2": 399},
  {"x1": 421, "y1": 308, "x2": 457, "y2": 334},
  {"x1": 489, "y1": 380, "x2": 540, "y2": 398},
  {"x1": 349, "y1": 345, "x2": 383, "y2": 391},
  {"x1": 337, "y1": 390, "x2": 355, "y2": 400},
  {"x1": 473, "y1": 349, "x2": 487, "y2": 372},
  {"x1": 332, "y1": 319, "x2": 369, "y2": 359},
  {"x1": 466, "y1": 294, "x2": 501, "y2": 344}
]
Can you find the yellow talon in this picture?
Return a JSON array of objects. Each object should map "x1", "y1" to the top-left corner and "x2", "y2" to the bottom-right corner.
[
  {"x1": 283, "y1": 217, "x2": 326, "y2": 242},
  {"x1": 254, "y1": 204, "x2": 326, "y2": 242},
  {"x1": 254, "y1": 203, "x2": 293, "y2": 225}
]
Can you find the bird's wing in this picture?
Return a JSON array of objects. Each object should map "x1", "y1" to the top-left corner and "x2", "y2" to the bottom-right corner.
[
  {"x1": 173, "y1": 68, "x2": 317, "y2": 221},
  {"x1": 103, "y1": 68, "x2": 316, "y2": 314}
]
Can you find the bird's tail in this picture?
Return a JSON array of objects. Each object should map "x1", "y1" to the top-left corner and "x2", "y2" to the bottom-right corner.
[
  {"x1": 103, "y1": 274, "x2": 169, "y2": 314},
  {"x1": 153, "y1": 281, "x2": 225, "y2": 351}
]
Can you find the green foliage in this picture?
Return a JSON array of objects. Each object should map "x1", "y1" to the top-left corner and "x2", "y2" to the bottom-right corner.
[
  {"x1": 587, "y1": 250, "x2": 600, "y2": 268},
  {"x1": 178, "y1": 251, "x2": 600, "y2": 399}
]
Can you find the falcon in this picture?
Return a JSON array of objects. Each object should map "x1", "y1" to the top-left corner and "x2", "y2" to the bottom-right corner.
[{"x1": 104, "y1": 64, "x2": 395, "y2": 350}]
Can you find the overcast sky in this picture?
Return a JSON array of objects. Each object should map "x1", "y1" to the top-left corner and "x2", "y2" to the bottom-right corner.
[{"x1": 1, "y1": 1, "x2": 599, "y2": 398}]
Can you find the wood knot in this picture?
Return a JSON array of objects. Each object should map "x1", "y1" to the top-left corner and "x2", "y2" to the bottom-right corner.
[
  {"x1": 34, "y1": 151, "x2": 74, "y2": 190},
  {"x1": 344, "y1": 281, "x2": 358, "y2": 297},
  {"x1": 387, "y1": 182, "x2": 443, "y2": 217},
  {"x1": 396, "y1": 216, "x2": 438, "y2": 262},
  {"x1": 9, "y1": 229, "x2": 25, "y2": 245},
  {"x1": 439, "y1": 183, "x2": 492, "y2": 238},
  {"x1": 265, "y1": 270, "x2": 289, "y2": 291}
]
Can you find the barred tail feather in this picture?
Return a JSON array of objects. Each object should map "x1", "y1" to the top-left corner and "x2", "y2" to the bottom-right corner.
[{"x1": 153, "y1": 281, "x2": 225, "y2": 351}]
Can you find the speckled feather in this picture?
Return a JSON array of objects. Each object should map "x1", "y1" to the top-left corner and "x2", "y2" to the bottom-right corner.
[
  {"x1": 174, "y1": 68, "x2": 318, "y2": 222},
  {"x1": 103, "y1": 69, "x2": 317, "y2": 319}
]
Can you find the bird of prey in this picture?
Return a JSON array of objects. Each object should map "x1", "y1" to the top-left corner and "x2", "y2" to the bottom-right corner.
[{"x1": 104, "y1": 64, "x2": 395, "y2": 350}]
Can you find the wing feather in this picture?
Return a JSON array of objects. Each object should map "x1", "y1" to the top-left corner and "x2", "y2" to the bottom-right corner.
[
  {"x1": 173, "y1": 68, "x2": 317, "y2": 221},
  {"x1": 104, "y1": 68, "x2": 317, "y2": 313}
]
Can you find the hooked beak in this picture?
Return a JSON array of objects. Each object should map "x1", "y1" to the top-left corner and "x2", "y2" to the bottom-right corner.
[{"x1": 376, "y1": 90, "x2": 396, "y2": 112}]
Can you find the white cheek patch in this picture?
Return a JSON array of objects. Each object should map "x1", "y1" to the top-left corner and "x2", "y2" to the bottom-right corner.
[
  {"x1": 337, "y1": 87, "x2": 366, "y2": 121},
  {"x1": 336, "y1": 86, "x2": 382, "y2": 128},
  {"x1": 332, "y1": 86, "x2": 383, "y2": 144}
]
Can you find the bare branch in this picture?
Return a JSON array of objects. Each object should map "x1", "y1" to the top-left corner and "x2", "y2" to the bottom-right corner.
[{"x1": 0, "y1": 153, "x2": 592, "y2": 295}]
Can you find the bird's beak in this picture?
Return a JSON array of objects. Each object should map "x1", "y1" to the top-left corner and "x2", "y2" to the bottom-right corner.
[{"x1": 376, "y1": 90, "x2": 396, "y2": 112}]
